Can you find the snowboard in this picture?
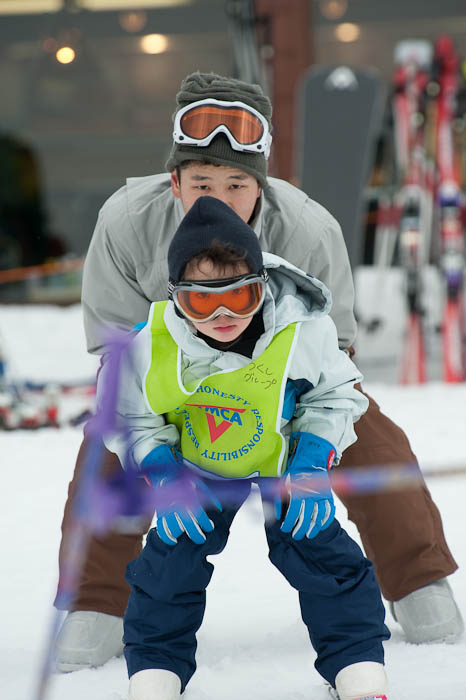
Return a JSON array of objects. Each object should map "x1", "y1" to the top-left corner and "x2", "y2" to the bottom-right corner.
[{"x1": 296, "y1": 65, "x2": 385, "y2": 268}]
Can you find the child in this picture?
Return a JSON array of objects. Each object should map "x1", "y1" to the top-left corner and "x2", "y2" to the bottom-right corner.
[{"x1": 101, "y1": 196, "x2": 390, "y2": 700}]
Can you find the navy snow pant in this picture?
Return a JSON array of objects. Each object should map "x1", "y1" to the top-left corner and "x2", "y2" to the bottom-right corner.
[{"x1": 123, "y1": 480, "x2": 389, "y2": 691}]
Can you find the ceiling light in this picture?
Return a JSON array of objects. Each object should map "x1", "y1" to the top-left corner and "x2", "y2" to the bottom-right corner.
[
  {"x1": 320, "y1": 0, "x2": 348, "y2": 21},
  {"x1": 119, "y1": 10, "x2": 147, "y2": 32},
  {"x1": 82, "y1": 0, "x2": 192, "y2": 9},
  {"x1": 140, "y1": 33, "x2": 168, "y2": 54},
  {"x1": 0, "y1": 0, "x2": 191, "y2": 14},
  {"x1": 335, "y1": 23, "x2": 361, "y2": 43},
  {"x1": 0, "y1": 0, "x2": 61, "y2": 13},
  {"x1": 56, "y1": 46, "x2": 76, "y2": 64}
]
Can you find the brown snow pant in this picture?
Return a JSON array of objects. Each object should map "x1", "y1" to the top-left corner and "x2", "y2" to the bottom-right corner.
[{"x1": 55, "y1": 389, "x2": 457, "y2": 616}]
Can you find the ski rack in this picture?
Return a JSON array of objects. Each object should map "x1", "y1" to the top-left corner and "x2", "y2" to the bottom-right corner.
[{"x1": 373, "y1": 36, "x2": 466, "y2": 383}]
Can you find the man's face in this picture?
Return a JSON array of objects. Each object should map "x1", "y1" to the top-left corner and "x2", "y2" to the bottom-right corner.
[{"x1": 171, "y1": 163, "x2": 262, "y2": 223}]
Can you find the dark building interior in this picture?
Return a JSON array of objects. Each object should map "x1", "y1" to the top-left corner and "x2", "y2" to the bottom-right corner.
[{"x1": 0, "y1": 0, "x2": 465, "y2": 296}]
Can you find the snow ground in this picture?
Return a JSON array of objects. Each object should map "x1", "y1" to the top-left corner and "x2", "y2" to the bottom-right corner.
[{"x1": 0, "y1": 304, "x2": 465, "y2": 700}]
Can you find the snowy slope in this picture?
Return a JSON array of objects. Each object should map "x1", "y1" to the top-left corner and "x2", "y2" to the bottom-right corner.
[{"x1": 0, "y1": 305, "x2": 465, "y2": 700}]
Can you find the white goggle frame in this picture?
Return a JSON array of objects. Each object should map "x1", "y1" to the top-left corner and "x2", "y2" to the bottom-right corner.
[
  {"x1": 169, "y1": 273, "x2": 268, "y2": 323},
  {"x1": 173, "y1": 98, "x2": 272, "y2": 160}
]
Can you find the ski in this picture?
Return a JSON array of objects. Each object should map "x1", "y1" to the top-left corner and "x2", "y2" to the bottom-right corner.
[
  {"x1": 432, "y1": 35, "x2": 466, "y2": 382},
  {"x1": 0, "y1": 338, "x2": 94, "y2": 429},
  {"x1": 0, "y1": 331, "x2": 96, "y2": 429},
  {"x1": 21, "y1": 379, "x2": 95, "y2": 394},
  {"x1": 0, "y1": 389, "x2": 59, "y2": 429},
  {"x1": 0, "y1": 381, "x2": 95, "y2": 430},
  {"x1": 391, "y1": 40, "x2": 434, "y2": 383}
]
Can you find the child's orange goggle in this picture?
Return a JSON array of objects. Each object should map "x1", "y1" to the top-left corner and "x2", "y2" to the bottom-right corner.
[{"x1": 170, "y1": 273, "x2": 267, "y2": 323}]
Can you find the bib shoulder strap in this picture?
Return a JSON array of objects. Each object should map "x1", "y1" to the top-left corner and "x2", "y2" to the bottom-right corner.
[{"x1": 150, "y1": 300, "x2": 170, "y2": 335}]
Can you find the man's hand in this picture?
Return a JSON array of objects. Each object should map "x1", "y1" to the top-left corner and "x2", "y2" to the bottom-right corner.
[
  {"x1": 141, "y1": 445, "x2": 222, "y2": 546},
  {"x1": 275, "y1": 432, "x2": 336, "y2": 540}
]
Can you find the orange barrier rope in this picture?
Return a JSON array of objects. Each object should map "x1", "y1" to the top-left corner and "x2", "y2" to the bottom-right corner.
[{"x1": 0, "y1": 258, "x2": 85, "y2": 285}]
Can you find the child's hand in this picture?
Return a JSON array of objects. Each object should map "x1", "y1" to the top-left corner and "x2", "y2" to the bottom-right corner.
[
  {"x1": 155, "y1": 477, "x2": 222, "y2": 546},
  {"x1": 274, "y1": 432, "x2": 336, "y2": 540},
  {"x1": 141, "y1": 445, "x2": 222, "y2": 546}
]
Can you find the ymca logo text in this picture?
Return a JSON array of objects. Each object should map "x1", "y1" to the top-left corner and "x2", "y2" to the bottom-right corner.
[{"x1": 185, "y1": 403, "x2": 246, "y2": 443}]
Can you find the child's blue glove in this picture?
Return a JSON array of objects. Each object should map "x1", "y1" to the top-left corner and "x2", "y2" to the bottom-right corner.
[
  {"x1": 141, "y1": 444, "x2": 222, "y2": 546},
  {"x1": 275, "y1": 432, "x2": 336, "y2": 540}
]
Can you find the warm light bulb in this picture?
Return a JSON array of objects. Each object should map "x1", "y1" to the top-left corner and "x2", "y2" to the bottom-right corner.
[
  {"x1": 56, "y1": 46, "x2": 76, "y2": 64},
  {"x1": 335, "y1": 23, "x2": 360, "y2": 43},
  {"x1": 140, "y1": 33, "x2": 168, "y2": 54},
  {"x1": 119, "y1": 10, "x2": 147, "y2": 32},
  {"x1": 320, "y1": 0, "x2": 348, "y2": 20}
]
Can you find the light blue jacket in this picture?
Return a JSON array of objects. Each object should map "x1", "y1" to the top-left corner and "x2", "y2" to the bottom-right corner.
[{"x1": 100, "y1": 252, "x2": 368, "y2": 470}]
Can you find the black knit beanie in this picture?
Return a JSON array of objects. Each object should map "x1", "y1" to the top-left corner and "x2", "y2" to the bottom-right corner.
[
  {"x1": 165, "y1": 71, "x2": 273, "y2": 188},
  {"x1": 168, "y1": 196, "x2": 263, "y2": 283}
]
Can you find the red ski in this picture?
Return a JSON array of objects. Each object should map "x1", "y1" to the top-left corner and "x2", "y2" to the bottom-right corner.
[
  {"x1": 433, "y1": 35, "x2": 466, "y2": 382},
  {"x1": 392, "y1": 40, "x2": 433, "y2": 384}
]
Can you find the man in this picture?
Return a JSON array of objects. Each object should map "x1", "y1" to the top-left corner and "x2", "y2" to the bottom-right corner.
[{"x1": 55, "y1": 71, "x2": 463, "y2": 672}]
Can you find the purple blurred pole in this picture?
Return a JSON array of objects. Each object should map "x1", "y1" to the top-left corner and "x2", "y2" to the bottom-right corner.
[{"x1": 33, "y1": 331, "x2": 131, "y2": 700}]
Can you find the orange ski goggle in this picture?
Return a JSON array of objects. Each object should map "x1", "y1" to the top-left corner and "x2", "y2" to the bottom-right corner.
[
  {"x1": 169, "y1": 273, "x2": 267, "y2": 322},
  {"x1": 173, "y1": 99, "x2": 272, "y2": 159}
]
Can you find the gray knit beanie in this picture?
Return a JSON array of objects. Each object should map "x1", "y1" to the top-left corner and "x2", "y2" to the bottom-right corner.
[{"x1": 165, "y1": 71, "x2": 273, "y2": 188}]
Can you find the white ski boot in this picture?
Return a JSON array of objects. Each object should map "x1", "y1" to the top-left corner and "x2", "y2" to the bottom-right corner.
[
  {"x1": 128, "y1": 669, "x2": 181, "y2": 700},
  {"x1": 54, "y1": 611, "x2": 124, "y2": 671},
  {"x1": 333, "y1": 661, "x2": 388, "y2": 700},
  {"x1": 390, "y1": 578, "x2": 464, "y2": 644}
]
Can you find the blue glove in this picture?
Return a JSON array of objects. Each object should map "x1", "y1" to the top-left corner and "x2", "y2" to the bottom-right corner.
[
  {"x1": 275, "y1": 432, "x2": 336, "y2": 540},
  {"x1": 141, "y1": 444, "x2": 222, "y2": 546}
]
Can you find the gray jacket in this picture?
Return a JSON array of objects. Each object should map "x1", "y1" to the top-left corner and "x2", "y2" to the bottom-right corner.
[
  {"x1": 100, "y1": 252, "x2": 367, "y2": 469},
  {"x1": 83, "y1": 174, "x2": 357, "y2": 354}
]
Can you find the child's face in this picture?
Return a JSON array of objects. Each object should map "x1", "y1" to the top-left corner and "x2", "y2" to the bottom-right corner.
[{"x1": 183, "y1": 259, "x2": 255, "y2": 343}]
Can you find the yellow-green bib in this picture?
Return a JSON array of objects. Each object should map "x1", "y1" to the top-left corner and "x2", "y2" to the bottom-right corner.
[{"x1": 144, "y1": 301, "x2": 299, "y2": 478}]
